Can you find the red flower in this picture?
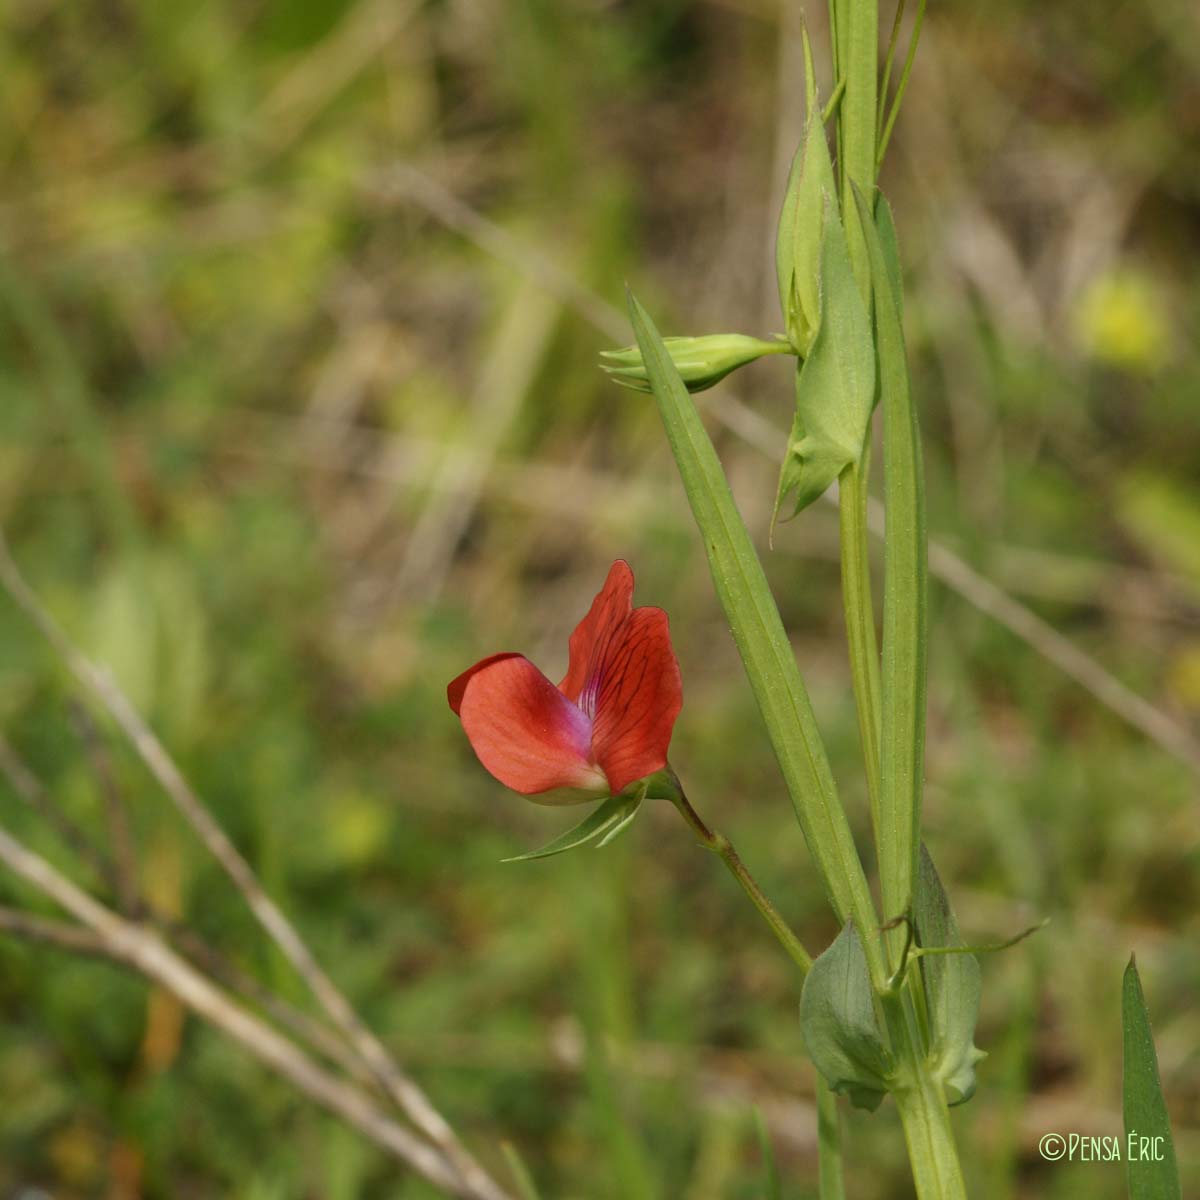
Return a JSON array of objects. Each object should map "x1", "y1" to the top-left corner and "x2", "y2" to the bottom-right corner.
[{"x1": 448, "y1": 561, "x2": 682, "y2": 804}]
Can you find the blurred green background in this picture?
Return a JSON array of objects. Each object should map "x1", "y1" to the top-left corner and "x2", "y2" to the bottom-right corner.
[{"x1": 1, "y1": 0, "x2": 1198, "y2": 1196}]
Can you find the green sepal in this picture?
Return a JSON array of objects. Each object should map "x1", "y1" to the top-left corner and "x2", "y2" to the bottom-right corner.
[
  {"x1": 637, "y1": 768, "x2": 683, "y2": 802},
  {"x1": 600, "y1": 333, "x2": 790, "y2": 394},
  {"x1": 1122, "y1": 956, "x2": 1182, "y2": 1200},
  {"x1": 913, "y1": 846, "x2": 985, "y2": 1106},
  {"x1": 774, "y1": 194, "x2": 876, "y2": 521},
  {"x1": 775, "y1": 103, "x2": 837, "y2": 352},
  {"x1": 502, "y1": 790, "x2": 643, "y2": 862},
  {"x1": 800, "y1": 920, "x2": 893, "y2": 1111}
]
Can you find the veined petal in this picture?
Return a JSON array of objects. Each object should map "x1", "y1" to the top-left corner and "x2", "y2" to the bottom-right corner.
[
  {"x1": 559, "y1": 560, "x2": 634, "y2": 708},
  {"x1": 591, "y1": 607, "x2": 682, "y2": 794},
  {"x1": 455, "y1": 655, "x2": 608, "y2": 800}
]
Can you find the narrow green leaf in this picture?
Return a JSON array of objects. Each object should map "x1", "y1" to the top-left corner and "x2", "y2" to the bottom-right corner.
[
  {"x1": 753, "y1": 1108, "x2": 782, "y2": 1200},
  {"x1": 775, "y1": 195, "x2": 876, "y2": 519},
  {"x1": 913, "y1": 847, "x2": 984, "y2": 1106},
  {"x1": 502, "y1": 792, "x2": 642, "y2": 862},
  {"x1": 627, "y1": 292, "x2": 882, "y2": 980},
  {"x1": 1123, "y1": 957, "x2": 1181, "y2": 1200},
  {"x1": 852, "y1": 185, "x2": 927, "y2": 928},
  {"x1": 595, "y1": 799, "x2": 641, "y2": 848},
  {"x1": 799, "y1": 921, "x2": 893, "y2": 1111},
  {"x1": 801, "y1": 17, "x2": 818, "y2": 121}
]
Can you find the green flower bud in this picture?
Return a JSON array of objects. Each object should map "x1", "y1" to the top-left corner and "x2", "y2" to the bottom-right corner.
[
  {"x1": 600, "y1": 333, "x2": 792, "y2": 394},
  {"x1": 775, "y1": 103, "x2": 837, "y2": 356}
]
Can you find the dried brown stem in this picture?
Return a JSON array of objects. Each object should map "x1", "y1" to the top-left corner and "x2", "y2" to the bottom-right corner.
[
  {"x1": 0, "y1": 734, "x2": 367, "y2": 1084},
  {"x1": 0, "y1": 825, "x2": 481, "y2": 1197},
  {"x1": 0, "y1": 732, "x2": 114, "y2": 887},
  {"x1": 0, "y1": 531, "x2": 509, "y2": 1200}
]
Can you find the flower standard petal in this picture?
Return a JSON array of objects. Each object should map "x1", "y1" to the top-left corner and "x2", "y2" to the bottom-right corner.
[
  {"x1": 455, "y1": 655, "x2": 608, "y2": 800},
  {"x1": 559, "y1": 560, "x2": 634, "y2": 705},
  {"x1": 590, "y1": 606, "x2": 683, "y2": 795}
]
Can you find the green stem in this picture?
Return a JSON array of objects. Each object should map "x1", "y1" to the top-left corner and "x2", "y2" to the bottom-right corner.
[
  {"x1": 832, "y1": 0, "x2": 884, "y2": 906},
  {"x1": 816, "y1": 1078, "x2": 846, "y2": 1199},
  {"x1": 892, "y1": 1072, "x2": 968, "y2": 1199},
  {"x1": 880, "y1": 990, "x2": 967, "y2": 1199},
  {"x1": 877, "y1": 0, "x2": 928, "y2": 170},
  {"x1": 833, "y1": 0, "x2": 878, "y2": 298},
  {"x1": 827, "y1": 6, "x2": 966, "y2": 1197},
  {"x1": 838, "y1": 454, "x2": 883, "y2": 839},
  {"x1": 671, "y1": 789, "x2": 812, "y2": 976},
  {"x1": 877, "y1": 0, "x2": 908, "y2": 136},
  {"x1": 860, "y1": 192, "x2": 929, "y2": 943}
]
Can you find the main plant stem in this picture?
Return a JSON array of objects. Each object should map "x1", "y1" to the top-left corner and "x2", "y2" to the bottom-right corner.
[
  {"x1": 831, "y1": 0, "x2": 966, "y2": 1195},
  {"x1": 892, "y1": 1065, "x2": 968, "y2": 1197},
  {"x1": 838, "y1": 454, "x2": 882, "y2": 835},
  {"x1": 877, "y1": 987, "x2": 967, "y2": 1199},
  {"x1": 892, "y1": 1056, "x2": 964, "y2": 1195},
  {"x1": 670, "y1": 788, "x2": 812, "y2": 975},
  {"x1": 844, "y1": 477, "x2": 965, "y2": 1200}
]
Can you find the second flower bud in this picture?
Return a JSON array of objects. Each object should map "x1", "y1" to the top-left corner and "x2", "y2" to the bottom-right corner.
[{"x1": 600, "y1": 333, "x2": 792, "y2": 394}]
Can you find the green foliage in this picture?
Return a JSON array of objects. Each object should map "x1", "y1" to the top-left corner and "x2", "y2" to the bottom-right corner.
[
  {"x1": 774, "y1": 196, "x2": 877, "y2": 521},
  {"x1": 1122, "y1": 957, "x2": 1181, "y2": 1200},
  {"x1": 753, "y1": 1107, "x2": 783, "y2": 1200},
  {"x1": 913, "y1": 848, "x2": 985, "y2": 1107},
  {"x1": 500, "y1": 1142, "x2": 543, "y2": 1200},
  {"x1": 854, "y1": 185, "x2": 928, "y2": 930},
  {"x1": 799, "y1": 921, "x2": 892, "y2": 1111},
  {"x1": 501, "y1": 791, "x2": 643, "y2": 862}
]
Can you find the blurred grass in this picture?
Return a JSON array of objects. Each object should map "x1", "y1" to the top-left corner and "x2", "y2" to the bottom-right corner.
[{"x1": 1, "y1": 0, "x2": 1198, "y2": 1196}]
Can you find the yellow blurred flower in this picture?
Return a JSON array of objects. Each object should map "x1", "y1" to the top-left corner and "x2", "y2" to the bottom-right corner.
[{"x1": 1074, "y1": 268, "x2": 1171, "y2": 373}]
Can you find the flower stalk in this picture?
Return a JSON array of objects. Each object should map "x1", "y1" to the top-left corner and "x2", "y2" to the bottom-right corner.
[{"x1": 669, "y1": 785, "x2": 812, "y2": 976}]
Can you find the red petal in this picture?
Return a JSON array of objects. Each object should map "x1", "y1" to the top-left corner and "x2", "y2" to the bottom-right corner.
[
  {"x1": 448, "y1": 652, "x2": 521, "y2": 715},
  {"x1": 559, "y1": 560, "x2": 634, "y2": 705},
  {"x1": 456, "y1": 655, "x2": 607, "y2": 797},
  {"x1": 591, "y1": 606, "x2": 682, "y2": 794}
]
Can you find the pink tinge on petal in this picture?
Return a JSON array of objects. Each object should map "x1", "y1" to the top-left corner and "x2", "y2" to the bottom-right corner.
[
  {"x1": 590, "y1": 606, "x2": 682, "y2": 794},
  {"x1": 559, "y1": 560, "x2": 634, "y2": 708},
  {"x1": 456, "y1": 655, "x2": 608, "y2": 797}
]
